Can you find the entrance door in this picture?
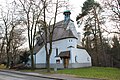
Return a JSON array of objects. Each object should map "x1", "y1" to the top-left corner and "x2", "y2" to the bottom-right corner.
[{"x1": 63, "y1": 58, "x2": 69, "y2": 68}]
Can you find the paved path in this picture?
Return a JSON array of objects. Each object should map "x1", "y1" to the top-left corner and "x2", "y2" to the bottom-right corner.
[
  {"x1": 0, "y1": 69, "x2": 103, "y2": 80},
  {"x1": 0, "y1": 71, "x2": 54, "y2": 80}
]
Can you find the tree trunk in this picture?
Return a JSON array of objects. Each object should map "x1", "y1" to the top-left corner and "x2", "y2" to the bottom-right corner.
[
  {"x1": 46, "y1": 55, "x2": 50, "y2": 72},
  {"x1": 31, "y1": 54, "x2": 34, "y2": 70},
  {"x1": 94, "y1": 8, "x2": 107, "y2": 66},
  {"x1": 6, "y1": 48, "x2": 10, "y2": 68},
  {"x1": 30, "y1": 48, "x2": 34, "y2": 70},
  {"x1": 6, "y1": 56, "x2": 10, "y2": 68},
  {"x1": 0, "y1": 38, "x2": 5, "y2": 63},
  {"x1": 94, "y1": 22, "x2": 99, "y2": 66}
]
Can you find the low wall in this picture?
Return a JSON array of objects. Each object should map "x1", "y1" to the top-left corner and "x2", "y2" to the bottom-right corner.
[{"x1": 35, "y1": 63, "x2": 92, "y2": 68}]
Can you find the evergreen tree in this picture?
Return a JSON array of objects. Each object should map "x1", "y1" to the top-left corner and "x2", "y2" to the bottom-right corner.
[
  {"x1": 111, "y1": 36, "x2": 120, "y2": 61},
  {"x1": 19, "y1": 51, "x2": 30, "y2": 64},
  {"x1": 76, "y1": 0, "x2": 107, "y2": 66}
]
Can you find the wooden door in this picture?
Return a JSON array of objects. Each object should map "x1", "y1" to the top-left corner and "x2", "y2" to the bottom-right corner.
[{"x1": 63, "y1": 58, "x2": 69, "y2": 68}]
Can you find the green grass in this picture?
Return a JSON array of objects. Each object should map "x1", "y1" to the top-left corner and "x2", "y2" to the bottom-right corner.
[
  {"x1": 0, "y1": 64, "x2": 6, "y2": 69},
  {"x1": 57, "y1": 67, "x2": 120, "y2": 80}
]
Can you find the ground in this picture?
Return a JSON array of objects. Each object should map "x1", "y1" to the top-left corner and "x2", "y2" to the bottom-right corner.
[
  {"x1": 0, "y1": 66, "x2": 120, "y2": 80},
  {"x1": 0, "y1": 69, "x2": 101, "y2": 80},
  {"x1": 57, "y1": 67, "x2": 120, "y2": 80}
]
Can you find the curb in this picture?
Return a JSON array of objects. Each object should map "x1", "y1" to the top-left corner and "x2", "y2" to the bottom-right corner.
[{"x1": 0, "y1": 70, "x2": 64, "y2": 80}]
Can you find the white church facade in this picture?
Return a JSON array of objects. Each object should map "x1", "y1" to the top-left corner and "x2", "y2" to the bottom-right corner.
[{"x1": 32, "y1": 10, "x2": 92, "y2": 68}]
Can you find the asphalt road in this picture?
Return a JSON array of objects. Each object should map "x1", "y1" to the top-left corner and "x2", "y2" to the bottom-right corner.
[
  {"x1": 0, "y1": 70, "x2": 102, "y2": 80},
  {"x1": 0, "y1": 71, "x2": 58, "y2": 80}
]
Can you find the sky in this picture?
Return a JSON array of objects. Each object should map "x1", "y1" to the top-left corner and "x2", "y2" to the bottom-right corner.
[
  {"x1": 69, "y1": 0, "x2": 87, "y2": 32},
  {"x1": 0, "y1": 0, "x2": 102, "y2": 33},
  {"x1": 0, "y1": 0, "x2": 86, "y2": 31},
  {"x1": 0, "y1": 0, "x2": 100, "y2": 31},
  {"x1": 67, "y1": 0, "x2": 85, "y2": 32},
  {"x1": 0, "y1": 0, "x2": 86, "y2": 49},
  {"x1": 0, "y1": 0, "x2": 101, "y2": 21},
  {"x1": 68, "y1": 0, "x2": 85, "y2": 21},
  {"x1": 0, "y1": 0, "x2": 101, "y2": 48}
]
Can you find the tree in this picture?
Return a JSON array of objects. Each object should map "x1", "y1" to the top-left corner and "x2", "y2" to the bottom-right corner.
[
  {"x1": 10, "y1": 28, "x2": 26, "y2": 64},
  {"x1": 102, "y1": 0, "x2": 120, "y2": 35},
  {"x1": 0, "y1": 27, "x2": 5, "y2": 63},
  {"x1": 38, "y1": 0, "x2": 66, "y2": 72},
  {"x1": 0, "y1": 1, "x2": 23, "y2": 68},
  {"x1": 19, "y1": 0, "x2": 44, "y2": 69},
  {"x1": 76, "y1": 0, "x2": 107, "y2": 66},
  {"x1": 111, "y1": 36, "x2": 120, "y2": 61},
  {"x1": 19, "y1": 51, "x2": 30, "y2": 64}
]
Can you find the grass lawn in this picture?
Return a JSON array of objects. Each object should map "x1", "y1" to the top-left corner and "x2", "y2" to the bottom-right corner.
[
  {"x1": 0, "y1": 64, "x2": 6, "y2": 69},
  {"x1": 57, "y1": 67, "x2": 120, "y2": 80}
]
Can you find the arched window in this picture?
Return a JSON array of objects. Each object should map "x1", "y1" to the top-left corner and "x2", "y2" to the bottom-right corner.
[
  {"x1": 69, "y1": 40, "x2": 70, "y2": 42},
  {"x1": 87, "y1": 57, "x2": 90, "y2": 61},
  {"x1": 56, "y1": 48, "x2": 58, "y2": 56},
  {"x1": 75, "y1": 56, "x2": 77, "y2": 62},
  {"x1": 69, "y1": 39, "x2": 72, "y2": 42}
]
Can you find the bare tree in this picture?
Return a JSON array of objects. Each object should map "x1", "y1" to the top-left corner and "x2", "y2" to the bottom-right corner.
[
  {"x1": 41, "y1": 0, "x2": 58, "y2": 72},
  {"x1": 102, "y1": 0, "x2": 120, "y2": 35},
  {"x1": 11, "y1": 28, "x2": 26, "y2": 64},
  {"x1": 19, "y1": 0, "x2": 67, "y2": 71},
  {"x1": 0, "y1": 25, "x2": 5, "y2": 63},
  {"x1": 37, "y1": 0, "x2": 66, "y2": 72},
  {"x1": 0, "y1": 1, "x2": 24, "y2": 67},
  {"x1": 19, "y1": 0, "x2": 44, "y2": 69}
]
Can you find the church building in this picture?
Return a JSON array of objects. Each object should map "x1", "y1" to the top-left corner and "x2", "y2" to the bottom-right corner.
[{"x1": 32, "y1": 10, "x2": 92, "y2": 68}]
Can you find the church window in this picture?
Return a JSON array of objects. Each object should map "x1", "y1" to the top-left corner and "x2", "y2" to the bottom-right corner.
[
  {"x1": 56, "y1": 59, "x2": 60, "y2": 64},
  {"x1": 87, "y1": 57, "x2": 90, "y2": 61},
  {"x1": 56, "y1": 48, "x2": 58, "y2": 56},
  {"x1": 75, "y1": 56, "x2": 77, "y2": 62},
  {"x1": 69, "y1": 40, "x2": 70, "y2": 42},
  {"x1": 69, "y1": 39, "x2": 72, "y2": 42}
]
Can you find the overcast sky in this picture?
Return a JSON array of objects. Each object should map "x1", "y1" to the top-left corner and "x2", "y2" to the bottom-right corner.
[
  {"x1": 68, "y1": 0, "x2": 85, "y2": 21},
  {"x1": 0, "y1": 0, "x2": 102, "y2": 48},
  {"x1": 0, "y1": 0, "x2": 85, "y2": 21},
  {"x1": 57, "y1": 0, "x2": 100, "y2": 32},
  {"x1": 68, "y1": 0, "x2": 87, "y2": 32},
  {"x1": 0, "y1": 0, "x2": 100, "y2": 32},
  {"x1": 0, "y1": 0, "x2": 86, "y2": 31}
]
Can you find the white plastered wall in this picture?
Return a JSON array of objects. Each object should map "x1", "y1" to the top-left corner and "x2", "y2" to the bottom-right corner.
[{"x1": 35, "y1": 38, "x2": 77, "y2": 64}]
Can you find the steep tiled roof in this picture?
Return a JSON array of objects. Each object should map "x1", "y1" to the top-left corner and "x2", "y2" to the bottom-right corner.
[{"x1": 33, "y1": 20, "x2": 77, "y2": 54}]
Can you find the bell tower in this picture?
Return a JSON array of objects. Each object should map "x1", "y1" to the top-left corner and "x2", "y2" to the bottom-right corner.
[
  {"x1": 63, "y1": 0, "x2": 71, "y2": 22},
  {"x1": 63, "y1": 10, "x2": 71, "y2": 22}
]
